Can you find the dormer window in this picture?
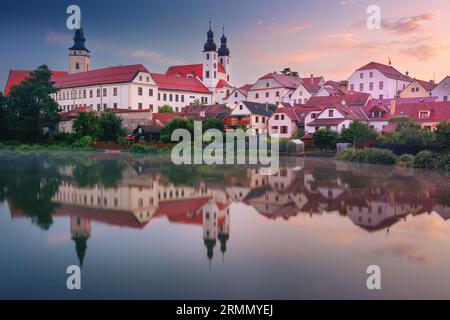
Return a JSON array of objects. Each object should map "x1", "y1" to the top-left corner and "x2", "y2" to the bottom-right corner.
[
  {"x1": 328, "y1": 110, "x2": 334, "y2": 117},
  {"x1": 419, "y1": 111, "x2": 430, "y2": 119}
]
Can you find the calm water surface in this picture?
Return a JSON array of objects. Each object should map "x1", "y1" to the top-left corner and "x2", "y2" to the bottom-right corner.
[{"x1": 1, "y1": 151, "x2": 450, "y2": 300}]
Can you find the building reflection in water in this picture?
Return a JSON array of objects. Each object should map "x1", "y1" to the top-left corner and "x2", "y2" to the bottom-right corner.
[{"x1": 5, "y1": 155, "x2": 450, "y2": 267}]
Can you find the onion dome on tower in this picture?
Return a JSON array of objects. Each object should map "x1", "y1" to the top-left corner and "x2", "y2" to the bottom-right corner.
[
  {"x1": 203, "y1": 19, "x2": 217, "y2": 52},
  {"x1": 218, "y1": 27, "x2": 230, "y2": 57},
  {"x1": 69, "y1": 27, "x2": 90, "y2": 52}
]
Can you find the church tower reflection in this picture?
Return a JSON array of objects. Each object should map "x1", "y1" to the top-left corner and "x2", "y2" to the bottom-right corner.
[{"x1": 70, "y1": 215, "x2": 91, "y2": 267}]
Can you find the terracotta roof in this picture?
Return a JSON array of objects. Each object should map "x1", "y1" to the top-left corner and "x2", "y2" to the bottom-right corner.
[
  {"x1": 258, "y1": 72, "x2": 303, "y2": 89},
  {"x1": 4, "y1": 70, "x2": 67, "y2": 95},
  {"x1": 414, "y1": 79, "x2": 436, "y2": 92},
  {"x1": 300, "y1": 76, "x2": 323, "y2": 94},
  {"x1": 59, "y1": 106, "x2": 94, "y2": 120},
  {"x1": 305, "y1": 92, "x2": 370, "y2": 107},
  {"x1": 154, "y1": 198, "x2": 212, "y2": 225},
  {"x1": 153, "y1": 112, "x2": 185, "y2": 126},
  {"x1": 366, "y1": 97, "x2": 437, "y2": 109},
  {"x1": 151, "y1": 73, "x2": 211, "y2": 94},
  {"x1": 273, "y1": 106, "x2": 324, "y2": 124},
  {"x1": 183, "y1": 104, "x2": 230, "y2": 118},
  {"x1": 216, "y1": 79, "x2": 232, "y2": 88},
  {"x1": 53, "y1": 64, "x2": 149, "y2": 89},
  {"x1": 356, "y1": 62, "x2": 413, "y2": 82},
  {"x1": 308, "y1": 118, "x2": 346, "y2": 126},
  {"x1": 165, "y1": 63, "x2": 225, "y2": 80},
  {"x1": 393, "y1": 101, "x2": 450, "y2": 122},
  {"x1": 382, "y1": 122, "x2": 399, "y2": 133}
]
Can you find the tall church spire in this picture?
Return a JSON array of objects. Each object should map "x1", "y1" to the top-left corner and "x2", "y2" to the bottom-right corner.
[
  {"x1": 69, "y1": 27, "x2": 90, "y2": 52},
  {"x1": 218, "y1": 26, "x2": 230, "y2": 57},
  {"x1": 203, "y1": 18, "x2": 217, "y2": 52}
]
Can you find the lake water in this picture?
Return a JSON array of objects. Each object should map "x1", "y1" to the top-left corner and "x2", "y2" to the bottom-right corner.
[{"x1": 1, "y1": 151, "x2": 450, "y2": 300}]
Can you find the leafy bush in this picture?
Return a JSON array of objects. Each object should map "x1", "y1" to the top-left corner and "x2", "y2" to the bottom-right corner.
[
  {"x1": 433, "y1": 153, "x2": 450, "y2": 171},
  {"x1": 397, "y1": 154, "x2": 414, "y2": 167},
  {"x1": 337, "y1": 148, "x2": 397, "y2": 165},
  {"x1": 436, "y1": 121, "x2": 450, "y2": 151},
  {"x1": 313, "y1": 129, "x2": 339, "y2": 151},
  {"x1": 413, "y1": 150, "x2": 437, "y2": 169},
  {"x1": 75, "y1": 136, "x2": 94, "y2": 148},
  {"x1": 340, "y1": 121, "x2": 378, "y2": 143},
  {"x1": 48, "y1": 132, "x2": 76, "y2": 145}
]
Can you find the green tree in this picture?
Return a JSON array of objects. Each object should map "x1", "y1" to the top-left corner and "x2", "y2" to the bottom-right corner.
[
  {"x1": 313, "y1": 129, "x2": 339, "y2": 151},
  {"x1": 6, "y1": 65, "x2": 60, "y2": 142},
  {"x1": 0, "y1": 92, "x2": 7, "y2": 140},
  {"x1": 73, "y1": 111, "x2": 99, "y2": 138},
  {"x1": 340, "y1": 121, "x2": 378, "y2": 143},
  {"x1": 436, "y1": 121, "x2": 450, "y2": 151},
  {"x1": 202, "y1": 118, "x2": 225, "y2": 133},
  {"x1": 97, "y1": 110, "x2": 125, "y2": 142},
  {"x1": 160, "y1": 118, "x2": 193, "y2": 143},
  {"x1": 158, "y1": 105, "x2": 174, "y2": 113},
  {"x1": 280, "y1": 68, "x2": 299, "y2": 77}
]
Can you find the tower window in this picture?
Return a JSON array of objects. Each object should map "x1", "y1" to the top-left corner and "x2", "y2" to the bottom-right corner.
[
  {"x1": 75, "y1": 62, "x2": 80, "y2": 70},
  {"x1": 220, "y1": 58, "x2": 223, "y2": 64},
  {"x1": 207, "y1": 53, "x2": 210, "y2": 60},
  {"x1": 206, "y1": 71, "x2": 210, "y2": 78}
]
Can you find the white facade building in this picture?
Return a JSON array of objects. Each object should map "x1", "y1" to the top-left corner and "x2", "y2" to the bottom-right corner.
[
  {"x1": 431, "y1": 76, "x2": 450, "y2": 102},
  {"x1": 348, "y1": 62, "x2": 412, "y2": 100}
]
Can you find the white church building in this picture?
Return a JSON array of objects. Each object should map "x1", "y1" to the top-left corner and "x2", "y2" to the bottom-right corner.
[{"x1": 5, "y1": 21, "x2": 235, "y2": 113}]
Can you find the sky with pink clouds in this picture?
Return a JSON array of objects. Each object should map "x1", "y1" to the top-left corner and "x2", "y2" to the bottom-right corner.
[{"x1": 1, "y1": 0, "x2": 450, "y2": 90}]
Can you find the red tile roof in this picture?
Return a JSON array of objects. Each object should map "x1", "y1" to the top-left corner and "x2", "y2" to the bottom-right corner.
[
  {"x1": 300, "y1": 76, "x2": 323, "y2": 94},
  {"x1": 165, "y1": 63, "x2": 225, "y2": 80},
  {"x1": 414, "y1": 79, "x2": 436, "y2": 92},
  {"x1": 53, "y1": 64, "x2": 149, "y2": 89},
  {"x1": 308, "y1": 118, "x2": 346, "y2": 126},
  {"x1": 216, "y1": 79, "x2": 232, "y2": 88},
  {"x1": 305, "y1": 92, "x2": 370, "y2": 107},
  {"x1": 393, "y1": 101, "x2": 450, "y2": 122},
  {"x1": 259, "y1": 72, "x2": 303, "y2": 89},
  {"x1": 4, "y1": 70, "x2": 67, "y2": 95},
  {"x1": 154, "y1": 198, "x2": 212, "y2": 225},
  {"x1": 366, "y1": 97, "x2": 437, "y2": 109},
  {"x1": 274, "y1": 106, "x2": 325, "y2": 124},
  {"x1": 153, "y1": 112, "x2": 185, "y2": 126},
  {"x1": 151, "y1": 73, "x2": 211, "y2": 94},
  {"x1": 356, "y1": 62, "x2": 413, "y2": 82}
]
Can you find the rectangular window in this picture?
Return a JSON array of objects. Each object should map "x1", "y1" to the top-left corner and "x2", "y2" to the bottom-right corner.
[
  {"x1": 138, "y1": 103, "x2": 143, "y2": 110},
  {"x1": 169, "y1": 94, "x2": 173, "y2": 102},
  {"x1": 360, "y1": 73, "x2": 364, "y2": 79},
  {"x1": 266, "y1": 92, "x2": 269, "y2": 98},
  {"x1": 138, "y1": 87, "x2": 143, "y2": 96},
  {"x1": 350, "y1": 84, "x2": 354, "y2": 91},
  {"x1": 149, "y1": 89, "x2": 153, "y2": 97},
  {"x1": 175, "y1": 94, "x2": 179, "y2": 102},
  {"x1": 90, "y1": 90, "x2": 93, "y2": 98},
  {"x1": 158, "y1": 93, "x2": 161, "y2": 100},
  {"x1": 163, "y1": 93, "x2": 167, "y2": 101},
  {"x1": 113, "y1": 103, "x2": 118, "y2": 109},
  {"x1": 328, "y1": 110, "x2": 334, "y2": 117},
  {"x1": 359, "y1": 83, "x2": 364, "y2": 92},
  {"x1": 369, "y1": 72, "x2": 373, "y2": 78},
  {"x1": 255, "y1": 117, "x2": 259, "y2": 123},
  {"x1": 369, "y1": 82, "x2": 374, "y2": 91},
  {"x1": 103, "y1": 88, "x2": 107, "y2": 97},
  {"x1": 379, "y1": 81, "x2": 384, "y2": 90},
  {"x1": 255, "y1": 93, "x2": 259, "y2": 99},
  {"x1": 113, "y1": 88, "x2": 118, "y2": 96},
  {"x1": 83, "y1": 90, "x2": 87, "y2": 99},
  {"x1": 181, "y1": 95, "x2": 185, "y2": 103},
  {"x1": 97, "y1": 89, "x2": 101, "y2": 97}
]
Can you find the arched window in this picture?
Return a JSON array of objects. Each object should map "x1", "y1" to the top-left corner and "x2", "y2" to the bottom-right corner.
[{"x1": 76, "y1": 62, "x2": 80, "y2": 70}]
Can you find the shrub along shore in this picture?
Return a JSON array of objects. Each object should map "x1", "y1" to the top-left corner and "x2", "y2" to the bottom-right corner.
[{"x1": 337, "y1": 148, "x2": 450, "y2": 171}]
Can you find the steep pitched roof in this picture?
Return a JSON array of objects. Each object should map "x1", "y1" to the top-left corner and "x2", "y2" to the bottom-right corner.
[
  {"x1": 259, "y1": 72, "x2": 303, "y2": 89},
  {"x1": 415, "y1": 79, "x2": 436, "y2": 92},
  {"x1": 216, "y1": 79, "x2": 232, "y2": 88},
  {"x1": 53, "y1": 64, "x2": 148, "y2": 89},
  {"x1": 305, "y1": 92, "x2": 370, "y2": 107},
  {"x1": 151, "y1": 73, "x2": 211, "y2": 94},
  {"x1": 4, "y1": 70, "x2": 67, "y2": 95},
  {"x1": 165, "y1": 63, "x2": 226, "y2": 80},
  {"x1": 183, "y1": 104, "x2": 230, "y2": 118},
  {"x1": 242, "y1": 101, "x2": 273, "y2": 117},
  {"x1": 356, "y1": 62, "x2": 413, "y2": 82},
  {"x1": 300, "y1": 76, "x2": 323, "y2": 94},
  {"x1": 393, "y1": 101, "x2": 450, "y2": 122}
]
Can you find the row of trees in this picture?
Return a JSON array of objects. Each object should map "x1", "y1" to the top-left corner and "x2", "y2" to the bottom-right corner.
[{"x1": 313, "y1": 120, "x2": 450, "y2": 152}]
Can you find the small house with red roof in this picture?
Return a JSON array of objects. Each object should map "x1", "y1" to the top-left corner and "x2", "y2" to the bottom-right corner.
[
  {"x1": 289, "y1": 75, "x2": 325, "y2": 105},
  {"x1": 305, "y1": 105, "x2": 369, "y2": 134},
  {"x1": 225, "y1": 83, "x2": 253, "y2": 106},
  {"x1": 348, "y1": 61, "x2": 413, "y2": 99},
  {"x1": 399, "y1": 79, "x2": 436, "y2": 98},
  {"x1": 268, "y1": 106, "x2": 323, "y2": 138}
]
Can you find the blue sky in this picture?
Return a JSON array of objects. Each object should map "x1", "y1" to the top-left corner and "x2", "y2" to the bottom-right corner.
[{"x1": 1, "y1": 0, "x2": 450, "y2": 90}]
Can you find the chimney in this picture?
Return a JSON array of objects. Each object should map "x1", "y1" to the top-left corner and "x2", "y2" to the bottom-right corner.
[
  {"x1": 430, "y1": 80, "x2": 435, "y2": 85},
  {"x1": 406, "y1": 71, "x2": 409, "y2": 77},
  {"x1": 390, "y1": 99, "x2": 396, "y2": 116},
  {"x1": 310, "y1": 74, "x2": 314, "y2": 81},
  {"x1": 339, "y1": 80, "x2": 349, "y2": 95}
]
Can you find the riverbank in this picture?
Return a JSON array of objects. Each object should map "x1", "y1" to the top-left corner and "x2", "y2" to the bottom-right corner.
[{"x1": 337, "y1": 148, "x2": 450, "y2": 171}]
